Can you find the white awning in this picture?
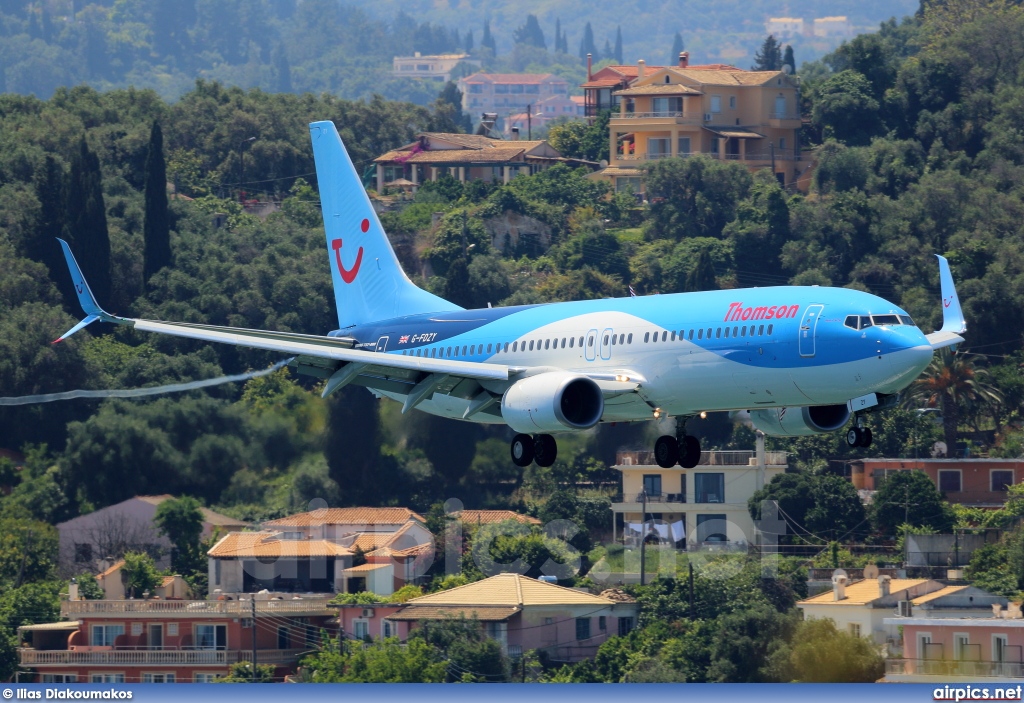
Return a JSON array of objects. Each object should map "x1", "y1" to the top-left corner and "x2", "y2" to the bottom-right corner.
[{"x1": 18, "y1": 621, "x2": 81, "y2": 632}]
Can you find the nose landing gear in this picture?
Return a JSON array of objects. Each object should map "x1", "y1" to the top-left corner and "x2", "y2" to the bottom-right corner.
[{"x1": 510, "y1": 433, "x2": 558, "y2": 467}]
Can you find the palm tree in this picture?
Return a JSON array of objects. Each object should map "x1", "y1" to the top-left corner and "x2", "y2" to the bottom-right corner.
[{"x1": 902, "y1": 349, "x2": 1002, "y2": 455}]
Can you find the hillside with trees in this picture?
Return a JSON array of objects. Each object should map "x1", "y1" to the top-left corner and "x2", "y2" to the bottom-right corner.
[{"x1": 0, "y1": 0, "x2": 916, "y2": 103}]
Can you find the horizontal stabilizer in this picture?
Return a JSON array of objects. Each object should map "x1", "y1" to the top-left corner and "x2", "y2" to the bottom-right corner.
[{"x1": 926, "y1": 330, "x2": 965, "y2": 350}]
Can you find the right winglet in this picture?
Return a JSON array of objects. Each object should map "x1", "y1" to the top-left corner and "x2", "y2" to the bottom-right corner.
[
  {"x1": 926, "y1": 255, "x2": 966, "y2": 350},
  {"x1": 52, "y1": 238, "x2": 130, "y2": 343}
]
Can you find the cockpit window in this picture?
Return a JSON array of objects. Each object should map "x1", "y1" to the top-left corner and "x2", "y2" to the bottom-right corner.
[
  {"x1": 844, "y1": 315, "x2": 859, "y2": 330},
  {"x1": 899, "y1": 315, "x2": 916, "y2": 326},
  {"x1": 859, "y1": 316, "x2": 873, "y2": 329},
  {"x1": 872, "y1": 314, "x2": 901, "y2": 326}
]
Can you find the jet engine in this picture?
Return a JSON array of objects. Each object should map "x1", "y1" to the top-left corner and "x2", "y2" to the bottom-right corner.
[
  {"x1": 748, "y1": 404, "x2": 850, "y2": 437},
  {"x1": 501, "y1": 371, "x2": 604, "y2": 434}
]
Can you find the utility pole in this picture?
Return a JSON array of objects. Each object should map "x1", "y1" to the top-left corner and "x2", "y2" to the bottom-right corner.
[
  {"x1": 527, "y1": 104, "x2": 532, "y2": 140},
  {"x1": 639, "y1": 490, "x2": 647, "y2": 586},
  {"x1": 251, "y1": 596, "x2": 257, "y2": 683},
  {"x1": 238, "y1": 136, "x2": 256, "y2": 203},
  {"x1": 688, "y1": 561, "x2": 695, "y2": 619}
]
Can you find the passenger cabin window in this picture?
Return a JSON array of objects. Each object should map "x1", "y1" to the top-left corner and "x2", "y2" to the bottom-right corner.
[
  {"x1": 644, "y1": 332, "x2": 650, "y2": 343},
  {"x1": 627, "y1": 333, "x2": 633, "y2": 344}
]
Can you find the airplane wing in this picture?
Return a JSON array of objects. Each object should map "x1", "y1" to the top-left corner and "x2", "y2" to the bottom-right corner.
[
  {"x1": 52, "y1": 240, "x2": 643, "y2": 410},
  {"x1": 925, "y1": 255, "x2": 966, "y2": 350}
]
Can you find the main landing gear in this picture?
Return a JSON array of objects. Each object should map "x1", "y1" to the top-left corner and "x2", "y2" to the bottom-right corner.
[
  {"x1": 510, "y1": 433, "x2": 558, "y2": 468},
  {"x1": 846, "y1": 415, "x2": 873, "y2": 448},
  {"x1": 654, "y1": 434, "x2": 702, "y2": 468}
]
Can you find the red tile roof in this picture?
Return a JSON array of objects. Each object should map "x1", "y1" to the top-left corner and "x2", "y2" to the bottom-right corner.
[
  {"x1": 457, "y1": 510, "x2": 541, "y2": 525},
  {"x1": 208, "y1": 531, "x2": 352, "y2": 558},
  {"x1": 264, "y1": 507, "x2": 425, "y2": 527}
]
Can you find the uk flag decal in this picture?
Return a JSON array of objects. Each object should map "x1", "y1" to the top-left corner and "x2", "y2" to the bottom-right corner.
[{"x1": 399, "y1": 335, "x2": 409, "y2": 344}]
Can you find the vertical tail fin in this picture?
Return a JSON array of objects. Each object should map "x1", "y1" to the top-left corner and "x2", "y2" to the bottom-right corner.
[{"x1": 309, "y1": 121, "x2": 461, "y2": 328}]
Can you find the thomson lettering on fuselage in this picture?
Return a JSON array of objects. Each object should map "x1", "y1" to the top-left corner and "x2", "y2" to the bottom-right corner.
[{"x1": 53, "y1": 120, "x2": 967, "y2": 471}]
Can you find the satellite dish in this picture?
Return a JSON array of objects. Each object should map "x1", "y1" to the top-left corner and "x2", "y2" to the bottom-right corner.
[
  {"x1": 599, "y1": 159, "x2": 609, "y2": 167},
  {"x1": 782, "y1": 64, "x2": 793, "y2": 75},
  {"x1": 831, "y1": 568, "x2": 848, "y2": 581},
  {"x1": 932, "y1": 441, "x2": 948, "y2": 458},
  {"x1": 863, "y1": 564, "x2": 879, "y2": 579}
]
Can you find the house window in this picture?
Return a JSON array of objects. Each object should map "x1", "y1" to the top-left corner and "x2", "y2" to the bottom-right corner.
[
  {"x1": 214, "y1": 559, "x2": 221, "y2": 585},
  {"x1": 849, "y1": 623, "x2": 861, "y2": 637},
  {"x1": 278, "y1": 626, "x2": 290, "y2": 650},
  {"x1": 526, "y1": 85, "x2": 540, "y2": 94},
  {"x1": 993, "y1": 470, "x2": 1014, "y2": 492},
  {"x1": 939, "y1": 470, "x2": 962, "y2": 493},
  {"x1": 694, "y1": 473, "x2": 724, "y2": 503},
  {"x1": 74, "y1": 543, "x2": 92, "y2": 563},
  {"x1": 678, "y1": 137, "x2": 691, "y2": 155},
  {"x1": 647, "y1": 138, "x2": 670, "y2": 157},
  {"x1": 42, "y1": 675, "x2": 77, "y2": 683},
  {"x1": 599, "y1": 616, "x2": 607, "y2": 631},
  {"x1": 167, "y1": 623, "x2": 178, "y2": 637},
  {"x1": 954, "y1": 633, "x2": 973, "y2": 660},
  {"x1": 710, "y1": 95, "x2": 722, "y2": 113},
  {"x1": 354, "y1": 620, "x2": 369, "y2": 640},
  {"x1": 383, "y1": 620, "x2": 394, "y2": 638},
  {"x1": 696, "y1": 514, "x2": 727, "y2": 543},
  {"x1": 194, "y1": 673, "x2": 218, "y2": 683},
  {"x1": 142, "y1": 673, "x2": 175, "y2": 683},
  {"x1": 729, "y1": 96, "x2": 736, "y2": 109},
  {"x1": 91, "y1": 624, "x2": 124, "y2": 647},
  {"x1": 195, "y1": 624, "x2": 226, "y2": 650},
  {"x1": 90, "y1": 674, "x2": 124, "y2": 683},
  {"x1": 469, "y1": 84, "x2": 482, "y2": 94},
  {"x1": 775, "y1": 95, "x2": 786, "y2": 117},
  {"x1": 994, "y1": 635, "x2": 1009, "y2": 662},
  {"x1": 494, "y1": 85, "x2": 509, "y2": 94},
  {"x1": 618, "y1": 617, "x2": 634, "y2": 636},
  {"x1": 643, "y1": 475, "x2": 662, "y2": 497},
  {"x1": 576, "y1": 618, "x2": 591, "y2": 640},
  {"x1": 780, "y1": 137, "x2": 787, "y2": 150}
]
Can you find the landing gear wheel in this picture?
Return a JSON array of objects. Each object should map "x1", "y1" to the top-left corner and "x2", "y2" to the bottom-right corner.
[
  {"x1": 846, "y1": 427, "x2": 861, "y2": 447},
  {"x1": 510, "y1": 434, "x2": 535, "y2": 467},
  {"x1": 534, "y1": 434, "x2": 558, "y2": 467},
  {"x1": 655, "y1": 435, "x2": 679, "y2": 468},
  {"x1": 680, "y1": 435, "x2": 701, "y2": 468},
  {"x1": 861, "y1": 428, "x2": 873, "y2": 448}
]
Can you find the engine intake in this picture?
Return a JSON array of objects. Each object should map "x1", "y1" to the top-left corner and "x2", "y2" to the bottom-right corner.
[
  {"x1": 501, "y1": 372, "x2": 604, "y2": 434},
  {"x1": 748, "y1": 404, "x2": 851, "y2": 437}
]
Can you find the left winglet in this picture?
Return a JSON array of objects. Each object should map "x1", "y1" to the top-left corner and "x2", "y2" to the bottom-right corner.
[
  {"x1": 925, "y1": 255, "x2": 967, "y2": 351},
  {"x1": 52, "y1": 238, "x2": 130, "y2": 343}
]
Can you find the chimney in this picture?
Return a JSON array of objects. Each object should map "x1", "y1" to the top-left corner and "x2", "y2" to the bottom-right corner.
[
  {"x1": 68, "y1": 578, "x2": 79, "y2": 602},
  {"x1": 587, "y1": 53, "x2": 592, "y2": 81},
  {"x1": 637, "y1": 59, "x2": 646, "y2": 80},
  {"x1": 832, "y1": 574, "x2": 848, "y2": 601},
  {"x1": 510, "y1": 126, "x2": 520, "y2": 141},
  {"x1": 679, "y1": 51, "x2": 689, "y2": 68},
  {"x1": 994, "y1": 603, "x2": 1005, "y2": 618},
  {"x1": 878, "y1": 575, "x2": 891, "y2": 598}
]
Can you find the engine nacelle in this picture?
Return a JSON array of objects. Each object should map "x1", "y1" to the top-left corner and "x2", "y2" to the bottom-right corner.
[
  {"x1": 748, "y1": 404, "x2": 851, "y2": 437},
  {"x1": 501, "y1": 372, "x2": 604, "y2": 434}
]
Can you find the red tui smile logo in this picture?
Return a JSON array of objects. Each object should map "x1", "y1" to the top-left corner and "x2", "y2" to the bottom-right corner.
[{"x1": 332, "y1": 218, "x2": 369, "y2": 284}]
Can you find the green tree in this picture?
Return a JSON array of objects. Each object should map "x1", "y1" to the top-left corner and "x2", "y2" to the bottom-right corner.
[
  {"x1": 869, "y1": 470, "x2": 955, "y2": 536},
  {"x1": 642, "y1": 156, "x2": 752, "y2": 240},
  {"x1": 903, "y1": 349, "x2": 1003, "y2": 455},
  {"x1": 143, "y1": 121, "x2": 171, "y2": 283},
  {"x1": 218, "y1": 661, "x2": 275, "y2": 682},
  {"x1": 578, "y1": 22, "x2": 596, "y2": 61},
  {"x1": 513, "y1": 15, "x2": 546, "y2": 49},
  {"x1": 670, "y1": 32, "x2": 684, "y2": 64},
  {"x1": 63, "y1": 136, "x2": 111, "y2": 307},
  {"x1": 811, "y1": 70, "x2": 883, "y2": 146},
  {"x1": 752, "y1": 35, "x2": 782, "y2": 71},
  {"x1": 805, "y1": 475, "x2": 868, "y2": 541},
  {"x1": 28, "y1": 156, "x2": 71, "y2": 306},
  {"x1": 788, "y1": 618, "x2": 884, "y2": 682},
  {"x1": 749, "y1": 473, "x2": 814, "y2": 537},
  {"x1": 481, "y1": 20, "x2": 496, "y2": 56},
  {"x1": 304, "y1": 636, "x2": 447, "y2": 683},
  {"x1": 706, "y1": 603, "x2": 798, "y2": 682},
  {"x1": 121, "y1": 551, "x2": 161, "y2": 598},
  {"x1": 272, "y1": 42, "x2": 292, "y2": 93},
  {"x1": 154, "y1": 495, "x2": 204, "y2": 573},
  {"x1": 411, "y1": 617, "x2": 509, "y2": 682},
  {"x1": 614, "y1": 26, "x2": 623, "y2": 63},
  {"x1": 783, "y1": 45, "x2": 795, "y2": 74}
]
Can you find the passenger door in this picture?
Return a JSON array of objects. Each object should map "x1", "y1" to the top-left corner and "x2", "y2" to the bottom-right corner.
[
  {"x1": 375, "y1": 336, "x2": 389, "y2": 352},
  {"x1": 599, "y1": 328, "x2": 614, "y2": 361},
  {"x1": 798, "y1": 304, "x2": 824, "y2": 357},
  {"x1": 584, "y1": 328, "x2": 598, "y2": 362}
]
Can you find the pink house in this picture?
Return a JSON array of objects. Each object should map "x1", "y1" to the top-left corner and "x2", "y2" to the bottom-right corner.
[
  {"x1": 328, "y1": 573, "x2": 638, "y2": 663},
  {"x1": 885, "y1": 614, "x2": 1024, "y2": 681}
]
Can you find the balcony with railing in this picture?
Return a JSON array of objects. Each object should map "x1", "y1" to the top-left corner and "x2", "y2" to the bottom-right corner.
[
  {"x1": 610, "y1": 112, "x2": 704, "y2": 124},
  {"x1": 61, "y1": 596, "x2": 335, "y2": 618},
  {"x1": 616, "y1": 450, "x2": 787, "y2": 467},
  {"x1": 886, "y1": 659, "x2": 1024, "y2": 680},
  {"x1": 19, "y1": 647, "x2": 309, "y2": 667}
]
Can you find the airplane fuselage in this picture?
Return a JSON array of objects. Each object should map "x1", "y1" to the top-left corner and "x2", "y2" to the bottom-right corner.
[{"x1": 339, "y1": 285, "x2": 934, "y2": 425}]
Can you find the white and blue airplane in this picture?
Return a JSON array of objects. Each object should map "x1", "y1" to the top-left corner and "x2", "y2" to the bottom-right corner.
[{"x1": 54, "y1": 120, "x2": 967, "y2": 470}]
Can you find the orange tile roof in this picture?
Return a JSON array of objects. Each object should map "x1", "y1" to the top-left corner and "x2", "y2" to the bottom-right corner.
[
  {"x1": 410, "y1": 573, "x2": 618, "y2": 607},
  {"x1": 668, "y1": 67, "x2": 783, "y2": 86},
  {"x1": 389, "y1": 605, "x2": 520, "y2": 621},
  {"x1": 613, "y1": 83, "x2": 703, "y2": 96},
  {"x1": 265, "y1": 507, "x2": 425, "y2": 527},
  {"x1": 911, "y1": 585, "x2": 970, "y2": 605},
  {"x1": 342, "y1": 562, "x2": 390, "y2": 573},
  {"x1": 207, "y1": 531, "x2": 352, "y2": 558},
  {"x1": 159, "y1": 576, "x2": 176, "y2": 587},
  {"x1": 421, "y1": 133, "x2": 503, "y2": 149},
  {"x1": 377, "y1": 148, "x2": 528, "y2": 165},
  {"x1": 798, "y1": 579, "x2": 931, "y2": 606},
  {"x1": 97, "y1": 560, "x2": 125, "y2": 579},
  {"x1": 350, "y1": 533, "x2": 396, "y2": 552},
  {"x1": 457, "y1": 510, "x2": 541, "y2": 525}
]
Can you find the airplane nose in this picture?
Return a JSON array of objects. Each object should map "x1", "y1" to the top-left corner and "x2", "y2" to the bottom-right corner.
[{"x1": 888, "y1": 328, "x2": 933, "y2": 380}]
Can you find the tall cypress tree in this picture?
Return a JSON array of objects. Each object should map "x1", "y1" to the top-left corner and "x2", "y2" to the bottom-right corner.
[
  {"x1": 464, "y1": 29, "x2": 473, "y2": 51},
  {"x1": 783, "y1": 45, "x2": 796, "y2": 74},
  {"x1": 614, "y1": 26, "x2": 623, "y2": 63},
  {"x1": 671, "y1": 32, "x2": 684, "y2": 64},
  {"x1": 554, "y1": 18, "x2": 562, "y2": 53},
  {"x1": 753, "y1": 35, "x2": 783, "y2": 71},
  {"x1": 272, "y1": 42, "x2": 292, "y2": 92},
  {"x1": 578, "y1": 22, "x2": 596, "y2": 61},
  {"x1": 31, "y1": 156, "x2": 73, "y2": 305},
  {"x1": 143, "y1": 122, "x2": 171, "y2": 283},
  {"x1": 481, "y1": 20, "x2": 496, "y2": 56},
  {"x1": 63, "y1": 136, "x2": 111, "y2": 306}
]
